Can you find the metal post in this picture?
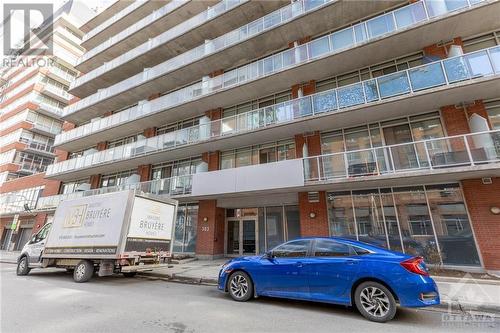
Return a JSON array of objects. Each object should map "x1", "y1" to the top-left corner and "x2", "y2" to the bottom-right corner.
[
  {"x1": 463, "y1": 134, "x2": 475, "y2": 166},
  {"x1": 423, "y1": 141, "x2": 433, "y2": 169}
]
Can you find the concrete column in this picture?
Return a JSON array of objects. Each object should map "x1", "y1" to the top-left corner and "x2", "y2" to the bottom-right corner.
[
  {"x1": 462, "y1": 178, "x2": 500, "y2": 274},
  {"x1": 195, "y1": 200, "x2": 225, "y2": 259}
]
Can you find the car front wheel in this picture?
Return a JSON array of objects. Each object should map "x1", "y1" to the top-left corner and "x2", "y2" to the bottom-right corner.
[
  {"x1": 354, "y1": 281, "x2": 397, "y2": 323},
  {"x1": 228, "y1": 271, "x2": 253, "y2": 302},
  {"x1": 16, "y1": 256, "x2": 30, "y2": 276}
]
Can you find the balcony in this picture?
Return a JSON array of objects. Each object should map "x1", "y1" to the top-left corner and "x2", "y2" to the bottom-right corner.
[
  {"x1": 31, "y1": 122, "x2": 63, "y2": 137},
  {"x1": 20, "y1": 139, "x2": 55, "y2": 157},
  {"x1": 63, "y1": 0, "x2": 499, "y2": 124},
  {"x1": 81, "y1": 0, "x2": 170, "y2": 51},
  {"x1": 77, "y1": 0, "x2": 244, "y2": 73},
  {"x1": 70, "y1": 0, "x2": 401, "y2": 98},
  {"x1": 53, "y1": 45, "x2": 500, "y2": 167},
  {"x1": 301, "y1": 129, "x2": 500, "y2": 190},
  {"x1": 40, "y1": 131, "x2": 500, "y2": 205},
  {"x1": 40, "y1": 84, "x2": 73, "y2": 103},
  {"x1": 45, "y1": 65, "x2": 76, "y2": 85},
  {"x1": 36, "y1": 175, "x2": 192, "y2": 211},
  {"x1": 17, "y1": 161, "x2": 48, "y2": 175}
]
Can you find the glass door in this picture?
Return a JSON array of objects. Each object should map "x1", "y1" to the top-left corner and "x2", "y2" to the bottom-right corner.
[
  {"x1": 226, "y1": 218, "x2": 257, "y2": 256},
  {"x1": 383, "y1": 124, "x2": 419, "y2": 170}
]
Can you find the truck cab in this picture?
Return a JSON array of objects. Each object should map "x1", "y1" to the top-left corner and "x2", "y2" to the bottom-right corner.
[{"x1": 17, "y1": 223, "x2": 52, "y2": 275}]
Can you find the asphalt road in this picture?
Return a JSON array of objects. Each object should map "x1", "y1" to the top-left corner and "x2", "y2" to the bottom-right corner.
[{"x1": 0, "y1": 263, "x2": 497, "y2": 333}]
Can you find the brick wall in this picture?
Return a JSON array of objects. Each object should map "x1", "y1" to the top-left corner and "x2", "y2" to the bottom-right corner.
[
  {"x1": 143, "y1": 127, "x2": 157, "y2": 138},
  {"x1": 202, "y1": 151, "x2": 220, "y2": 171},
  {"x1": 137, "y1": 164, "x2": 151, "y2": 181},
  {"x1": 423, "y1": 37, "x2": 463, "y2": 59},
  {"x1": 195, "y1": 200, "x2": 225, "y2": 258},
  {"x1": 298, "y1": 192, "x2": 329, "y2": 237},
  {"x1": 462, "y1": 178, "x2": 500, "y2": 271}
]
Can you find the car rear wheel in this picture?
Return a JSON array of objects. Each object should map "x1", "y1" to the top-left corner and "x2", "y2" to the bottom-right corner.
[
  {"x1": 73, "y1": 260, "x2": 93, "y2": 283},
  {"x1": 228, "y1": 271, "x2": 253, "y2": 302},
  {"x1": 16, "y1": 256, "x2": 30, "y2": 276},
  {"x1": 354, "y1": 281, "x2": 397, "y2": 323}
]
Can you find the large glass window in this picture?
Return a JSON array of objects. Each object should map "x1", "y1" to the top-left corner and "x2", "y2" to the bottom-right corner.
[
  {"x1": 265, "y1": 206, "x2": 284, "y2": 250},
  {"x1": 486, "y1": 102, "x2": 500, "y2": 130},
  {"x1": 173, "y1": 203, "x2": 198, "y2": 253},
  {"x1": 220, "y1": 140, "x2": 295, "y2": 170},
  {"x1": 327, "y1": 184, "x2": 480, "y2": 266}
]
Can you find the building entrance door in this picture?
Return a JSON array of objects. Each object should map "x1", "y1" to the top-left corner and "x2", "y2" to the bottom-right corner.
[{"x1": 225, "y1": 218, "x2": 258, "y2": 256}]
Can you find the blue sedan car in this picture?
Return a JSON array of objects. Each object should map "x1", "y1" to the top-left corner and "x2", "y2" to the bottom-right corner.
[{"x1": 218, "y1": 237, "x2": 439, "y2": 322}]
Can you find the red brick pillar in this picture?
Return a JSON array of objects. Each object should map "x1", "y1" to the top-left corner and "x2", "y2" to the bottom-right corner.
[
  {"x1": 441, "y1": 104, "x2": 470, "y2": 136},
  {"x1": 137, "y1": 164, "x2": 151, "y2": 182},
  {"x1": 143, "y1": 127, "x2": 156, "y2": 138},
  {"x1": 89, "y1": 174, "x2": 101, "y2": 189},
  {"x1": 202, "y1": 151, "x2": 220, "y2": 171},
  {"x1": 298, "y1": 192, "x2": 329, "y2": 237},
  {"x1": 295, "y1": 131, "x2": 322, "y2": 179},
  {"x1": 466, "y1": 100, "x2": 492, "y2": 130},
  {"x1": 462, "y1": 178, "x2": 500, "y2": 272},
  {"x1": 205, "y1": 107, "x2": 222, "y2": 137},
  {"x1": 96, "y1": 141, "x2": 108, "y2": 151},
  {"x1": 33, "y1": 213, "x2": 48, "y2": 234},
  {"x1": 423, "y1": 37, "x2": 463, "y2": 59},
  {"x1": 195, "y1": 200, "x2": 225, "y2": 259}
]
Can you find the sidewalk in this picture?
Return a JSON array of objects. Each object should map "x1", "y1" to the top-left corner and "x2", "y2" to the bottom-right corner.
[{"x1": 2, "y1": 251, "x2": 498, "y2": 313}]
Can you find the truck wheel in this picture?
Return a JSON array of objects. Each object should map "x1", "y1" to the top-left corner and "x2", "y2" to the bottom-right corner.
[
  {"x1": 73, "y1": 260, "x2": 93, "y2": 283},
  {"x1": 16, "y1": 256, "x2": 30, "y2": 276},
  {"x1": 123, "y1": 272, "x2": 137, "y2": 278}
]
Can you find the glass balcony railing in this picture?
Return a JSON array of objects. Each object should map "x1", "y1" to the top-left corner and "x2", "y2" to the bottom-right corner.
[
  {"x1": 64, "y1": 0, "x2": 488, "y2": 121},
  {"x1": 72, "y1": 0, "x2": 333, "y2": 90},
  {"x1": 303, "y1": 130, "x2": 500, "y2": 182},
  {"x1": 36, "y1": 175, "x2": 193, "y2": 210},
  {"x1": 18, "y1": 161, "x2": 48, "y2": 174},
  {"x1": 55, "y1": 43, "x2": 500, "y2": 158},
  {"x1": 31, "y1": 121, "x2": 63, "y2": 136}
]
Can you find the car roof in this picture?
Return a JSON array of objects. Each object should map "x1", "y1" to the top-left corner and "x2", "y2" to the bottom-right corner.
[{"x1": 290, "y1": 236, "x2": 396, "y2": 253}]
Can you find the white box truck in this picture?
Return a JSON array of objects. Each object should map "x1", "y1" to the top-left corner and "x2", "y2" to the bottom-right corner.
[{"x1": 16, "y1": 190, "x2": 177, "y2": 282}]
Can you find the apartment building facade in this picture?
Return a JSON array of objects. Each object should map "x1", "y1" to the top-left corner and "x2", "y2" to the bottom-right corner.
[
  {"x1": 30, "y1": 0, "x2": 500, "y2": 274},
  {"x1": 0, "y1": 1, "x2": 95, "y2": 251}
]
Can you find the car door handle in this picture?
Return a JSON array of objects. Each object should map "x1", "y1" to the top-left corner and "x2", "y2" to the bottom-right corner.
[
  {"x1": 346, "y1": 260, "x2": 358, "y2": 265},
  {"x1": 295, "y1": 262, "x2": 304, "y2": 268}
]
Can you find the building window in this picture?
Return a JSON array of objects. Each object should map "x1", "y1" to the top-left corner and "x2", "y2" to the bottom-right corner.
[
  {"x1": 220, "y1": 140, "x2": 296, "y2": 170},
  {"x1": 326, "y1": 184, "x2": 480, "y2": 266},
  {"x1": 485, "y1": 100, "x2": 500, "y2": 130},
  {"x1": 100, "y1": 169, "x2": 135, "y2": 187}
]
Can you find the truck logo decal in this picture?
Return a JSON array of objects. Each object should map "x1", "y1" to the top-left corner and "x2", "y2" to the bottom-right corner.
[{"x1": 63, "y1": 204, "x2": 87, "y2": 228}]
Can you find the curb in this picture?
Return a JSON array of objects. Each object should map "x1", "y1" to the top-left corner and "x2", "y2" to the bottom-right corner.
[
  {"x1": 137, "y1": 271, "x2": 218, "y2": 286},
  {"x1": 0, "y1": 260, "x2": 17, "y2": 264},
  {"x1": 436, "y1": 300, "x2": 500, "y2": 315}
]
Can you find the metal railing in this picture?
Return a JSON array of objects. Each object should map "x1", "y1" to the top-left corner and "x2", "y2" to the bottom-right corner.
[
  {"x1": 64, "y1": 0, "x2": 487, "y2": 118},
  {"x1": 42, "y1": 83, "x2": 72, "y2": 101},
  {"x1": 49, "y1": 45, "x2": 500, "y2": 175},
  {"x1": 303, "y1": 129, "x2": 500, "y2": 181},
  {"x1": 36, "y1": 175, "x2": 193, "y2": 210},
  {"x1": 73, "y1": 0, "x2": 333, "y2": 89},
  {"x1": 31, "y1": 121, "x2": 63, "y2": 136}
]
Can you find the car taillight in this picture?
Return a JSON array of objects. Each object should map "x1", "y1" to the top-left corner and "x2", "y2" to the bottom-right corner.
[{"x1": 400, "y1": 256, "x2": 429, "y2": 276}]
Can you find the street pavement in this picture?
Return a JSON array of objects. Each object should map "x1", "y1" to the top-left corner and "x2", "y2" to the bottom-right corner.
[{"x1": 0, "y1": 263, "x2": 498, "y2": 333}]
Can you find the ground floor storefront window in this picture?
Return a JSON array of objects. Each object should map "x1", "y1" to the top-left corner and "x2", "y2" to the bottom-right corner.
[
  {"x1": 173, "y1": 203, "x2": 198, "y2": 253},
  {"x1": 327, "y1": 183, "x2": 480, "y2": 266}
]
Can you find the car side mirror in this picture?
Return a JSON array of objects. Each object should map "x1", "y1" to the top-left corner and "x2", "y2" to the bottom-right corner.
[{"x1": 266, "y1": 251, "x2": 276, "y2": 259}]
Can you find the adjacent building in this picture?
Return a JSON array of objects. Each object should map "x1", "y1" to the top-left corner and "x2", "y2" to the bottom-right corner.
[
  {"x1": 10, "y1": 0, "x2": 500, "y2": 274},
  {"x1": 0, "y1": 1, "x2": 94, "y2": 250}
]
